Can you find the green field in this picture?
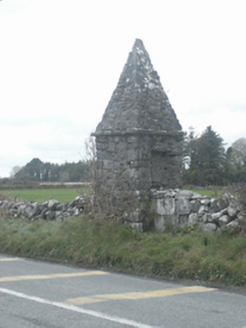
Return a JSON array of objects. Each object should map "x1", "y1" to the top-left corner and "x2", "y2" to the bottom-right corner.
[
  {"x1": 0, "y1": 187, "x2": 225, "y2": 204},
  {"x1": 191, "y1": 189, "x2": 225, "y2": 198},
  {"x1": 0, "y1": 188, "x2": 86, "y2": 203}
]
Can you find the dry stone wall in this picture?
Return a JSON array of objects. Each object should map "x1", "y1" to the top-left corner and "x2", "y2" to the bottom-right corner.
[
  {"x1": 0, "y1": 196, "x2": 90, "y2": 221},
  {"x1": 152, "y1": 189, "x2": 242, "y2": 232},
  {"x1": 0, "y1": 191, "x2": 242, "y2": 234}
]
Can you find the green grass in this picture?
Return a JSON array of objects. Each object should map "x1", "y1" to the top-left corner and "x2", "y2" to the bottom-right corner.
[
  {"x1": 0, "y1": 188, "x2": 88, "y2": 203},
  {"x1": 0, "y1": 216, "x2": 245, "y2": 287},
  {"x1": 0, "y1": 187, "x2": 223, "y2": 204},
  {"x1": 191, "y1": 189, "x2": 225, "y2": 198},
  {"x1": 0, "y1": 186, "x2": 244, "y2": 287}
]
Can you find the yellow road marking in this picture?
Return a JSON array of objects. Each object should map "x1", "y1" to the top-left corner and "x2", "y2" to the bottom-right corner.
[
  {"x1": 0, "y1": 258, "x2": 21, "y2": 262},
  {"x1": 65, "y1": 286, "x2": 217, "y2": 305},
  {"x1": 0, "y1": 287, "x2": 153, "y2": 328},
  {"x1": 0, "y1": 271, "x2": 109, "y2": 282}
]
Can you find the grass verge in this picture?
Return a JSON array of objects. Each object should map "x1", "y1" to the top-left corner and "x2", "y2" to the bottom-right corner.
[{"x1": 0, "y1": 215, "x2": 245, "y2": 288}]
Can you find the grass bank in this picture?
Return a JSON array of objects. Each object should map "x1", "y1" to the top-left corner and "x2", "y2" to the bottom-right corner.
[{"x1": 0, "y1": 215, "x2": 245, "y2": 288}]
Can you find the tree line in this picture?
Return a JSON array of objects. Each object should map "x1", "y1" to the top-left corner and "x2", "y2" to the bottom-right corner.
[
  {"x1": 183, "y1": 126, "x2": 246, "y2": 186},
  {"x1": 5, "y1": 127, "x2": 246, "y2": 187},
  {"x1": 12, "y1": 158, "x2": 91, "y2": 183}
]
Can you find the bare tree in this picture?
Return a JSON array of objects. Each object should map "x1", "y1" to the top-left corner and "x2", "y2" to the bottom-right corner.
[{"x1": 83, "y1": 137, "x2": 150, "y2": 228}]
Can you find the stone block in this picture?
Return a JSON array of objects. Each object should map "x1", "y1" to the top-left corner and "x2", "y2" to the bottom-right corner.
[
  {"x1": 219, "y1": 215, "x2": 230, "y2": 226},
  {"x1": 175, "y1": 198, "x2": 190, "y2": 215},
  {"x1": 198, "y1": 205, "x2": 209, "y2": 215},
  {"x1": 24, "y1": 205, "x2": 36, "y2": 219},
  {"x1": 200, "y1": 198, "x2": 210, "y2": 205},
  {"x1": 190, "y1": 200, "x2": 201, "y2": 213},
  {"x1": 200, "y1": 223, "x2": 217, "y2": 232},
  {"x1": 46, "y1": 210, "x2": 56, "y2": 220},
  {"x1": 227, "y1": 205, "x2": 239, "y2": 218},
  {"x1": 154, "y1": 216, "x2": 165, "y2": 231},
  {"x1": 178, "y1": 215, "x2": 189, "y2": 226},
  {"x1": 127, "y1": 149, "x2": 139, "y2": 161},
  {"x1": 188, "y1": 213, "x2": 198, "y2": 225},
  {"x1": 210, "y1": 198, "x2": 228, "y2": 212},
  {"x1": 200, "y1": 213, "x2": 210, "y2": 223},
  {"x1": 103, "y1": 159, "x2": 114, "y2": 169},
  {"x1": 48, "y1": 199, "x2": 60, "y2": 210},
  {"x1": 108, "y1": 141, "x2": 115, "y2": 152},
  {"x1": 130, "y1": 223, "x2": 143, "y2": 232},
  {"x1": 227, "y1": 219, "x2": 239, "y2": 227},
  {"x1": 127, "y1": 136, "x2": 139, "y2": 143},
  {"x1": 156, "y1": 197, "x2": 175, "y2": 215}
]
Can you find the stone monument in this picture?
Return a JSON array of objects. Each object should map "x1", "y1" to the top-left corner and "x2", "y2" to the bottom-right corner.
[{"x1": 92, "y1": 39, "x2": 183, "y2": 226}]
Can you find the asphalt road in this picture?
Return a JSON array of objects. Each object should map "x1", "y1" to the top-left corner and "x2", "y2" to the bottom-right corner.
[{"x1": 0, "y1": 253, "x2": 245, "y2": 328}]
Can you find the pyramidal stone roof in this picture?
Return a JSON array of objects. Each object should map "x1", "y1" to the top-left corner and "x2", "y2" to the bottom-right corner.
[{"x1": 95, "y1": 39, "x2": 182, "y2": 136}]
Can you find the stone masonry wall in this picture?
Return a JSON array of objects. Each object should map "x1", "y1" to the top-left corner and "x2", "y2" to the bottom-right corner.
[
  {"x1": 152, "y1": 189, "x2": 242, "y2": 232},
  {"x1": 0, "y1": 196, "x2": 89, "y2": 221},
  {"x1": 93, "y1": 39, "x2": 183, "y2": 218},
  {"x1": 0, "y1": 191, "x2": 242, "y2": 233}
]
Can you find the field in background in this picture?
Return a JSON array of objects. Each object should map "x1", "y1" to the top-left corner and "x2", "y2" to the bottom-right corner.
[
  {"x1": 0, "y1": 186, "x2": 225, "y2": 204},
  {"x1": 190, "y1": 189, "x2": 225, "y2": 198},
  {"x1": 0, "y1": 188, "x2": 89, "y2": 203}
]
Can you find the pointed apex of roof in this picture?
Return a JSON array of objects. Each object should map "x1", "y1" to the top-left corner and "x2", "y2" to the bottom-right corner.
[
  {"x1": 94, "y1": 39, "x2": 182, "y2": 135},
  {"x1": 128, "y1": 38, "x2": 153, "y2": 72},
  {"x1": 133, "y1": 38, "x2": 144, "y2": 48}
]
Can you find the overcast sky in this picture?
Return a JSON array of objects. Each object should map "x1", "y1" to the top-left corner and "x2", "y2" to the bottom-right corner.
[{"x1": 1, "y1": 0, "x2": 246, "y2": 177}]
